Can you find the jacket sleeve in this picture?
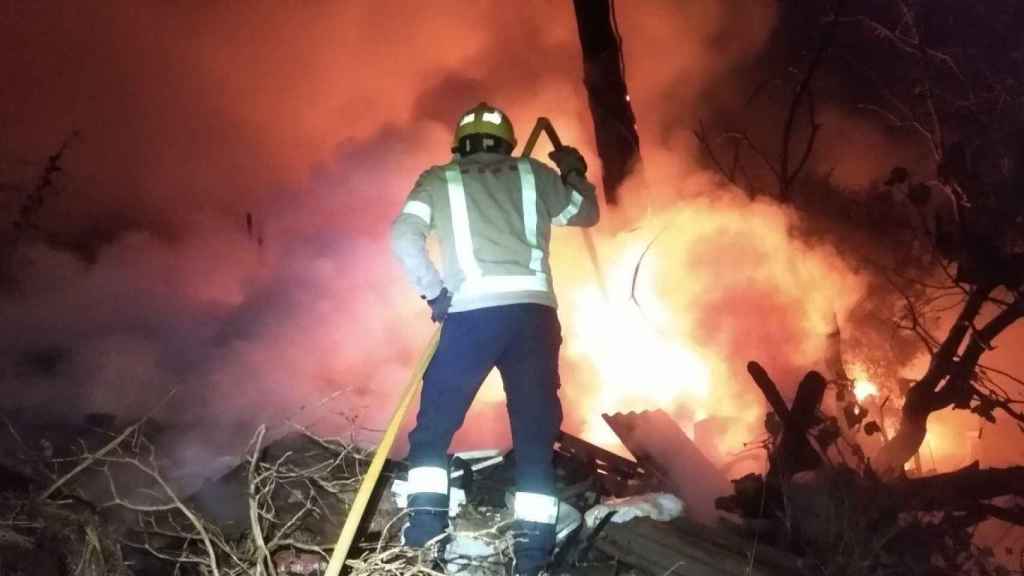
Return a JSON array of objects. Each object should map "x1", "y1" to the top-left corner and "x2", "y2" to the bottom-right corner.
[
  {"x1": 391, "y1": 168, "x2": 444, "y2": 299},
  {"x1": 535, "y1": 160, "x2": 600, "y2": 228}
]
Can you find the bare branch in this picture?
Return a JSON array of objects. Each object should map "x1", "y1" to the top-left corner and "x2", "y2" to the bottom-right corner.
[
  {"x1": 101, "y1": 446, "x2": 220, "y2": 575},
  {"x1": 721, "y1": 132, "x2": 780, "y2": 180},
  {"x1": 836, "y1": 15, "x2": 965, "y2": 81},
  {"x1": 693, "y1": 119, "x2": 738, "y2": 186},
  {"x1": 40, "y1": 389, "x2": 176, "y2": 500},
  {"x1": 978, "y1": 363, "x2": 1024, "y2": 390},
  {"x1": 779, "y1": 0, "x2": 843, "y2": 200},
  {"x1": 247, "y1": 425, "x2": 276, "y2": 576}
]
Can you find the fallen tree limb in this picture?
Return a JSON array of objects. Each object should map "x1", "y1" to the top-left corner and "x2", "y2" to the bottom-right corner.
[
  {"x1": 896, "y1": 461, "x2": 1024, "y2": 518},
  {"x1": 39, "y1": 389, "x2": 176, "y2": 501}
]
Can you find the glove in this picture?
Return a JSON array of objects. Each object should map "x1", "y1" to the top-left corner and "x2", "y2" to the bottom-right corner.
[
  {"x1": 548, "y1": 146, "x2": 587, "y2": 180},
  {"x1": 424, "y1": 287, "x2": 452, "y2": 323}
]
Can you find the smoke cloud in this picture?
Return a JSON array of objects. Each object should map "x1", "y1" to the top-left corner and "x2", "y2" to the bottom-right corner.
[{"x1": 2, "y1": 1, "x2": 1020, "y2": 482}]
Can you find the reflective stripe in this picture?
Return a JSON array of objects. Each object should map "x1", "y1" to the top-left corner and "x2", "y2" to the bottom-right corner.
[
  {"x1": 514, "y1": 492, "x2": 559, "y2": 524},
  {"x1": 460, "y1": 113, "x2": 476, "y2": 126},
  {"x1": 445, "y1": 166, "x2": 482, "y2": 279},
  {"x1": 481, "y1": 110, "x2": 503, "y2": 124},
  {"x1": 402, "y1": 200, "x2": 432, "y2": 225},
  {"x1": 517, "y1": 159, "x2": 544, "y2": 274},
  {"x1": 445, "y1": 161, "x2": 552, "y2": 302},
  {"x1": 552, "y1": 190, "x2": 584, "y2": 226},
  {"x1": 407, "y1": 466, "x2": 448, "y2": 495},
  {"x1": 459, "y1": 274, "x2": 548, "y2": 296}
]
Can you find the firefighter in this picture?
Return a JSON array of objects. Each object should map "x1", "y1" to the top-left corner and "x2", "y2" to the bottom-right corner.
[{"x1": 391, "y1": 102, "x2": 599, "y2": 575}]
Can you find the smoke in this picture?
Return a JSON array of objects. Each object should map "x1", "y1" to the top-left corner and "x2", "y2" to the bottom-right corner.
[
  {"x1": 0, "y1": 1, "x2": 776, "y2": 448},
  {"x1": 812, "y1": 106, "x2": 934, "y2": 193},
  {"x1": 3, "y1": 1, "x2": 1020, "y2": 484}
]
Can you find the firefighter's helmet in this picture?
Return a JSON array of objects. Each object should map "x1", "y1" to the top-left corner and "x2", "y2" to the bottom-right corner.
[{"x1": 453, "y1": 102, "x2": 516, "y2": 152}]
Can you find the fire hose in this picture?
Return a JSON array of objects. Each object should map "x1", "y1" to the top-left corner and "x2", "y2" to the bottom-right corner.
[{"x1": 324, "y1": 118, "x2": 602, "y2": 575}]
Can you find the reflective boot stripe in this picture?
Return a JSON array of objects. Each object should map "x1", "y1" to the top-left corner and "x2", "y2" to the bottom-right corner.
[
  {"x1": 407, "y1": 466, "x2": 448, "y2": 495},
  {"x1": 513, "y1": 491, "x2": 559, "y2": 524}
]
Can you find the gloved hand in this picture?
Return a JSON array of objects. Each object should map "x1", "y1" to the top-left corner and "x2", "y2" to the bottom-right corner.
[
  {"x1": 424, "y1": 287, "x2": 452, "y2": 323},
  {"x1": 548, "y1": 146, "x2": 587, "y2": 180}
]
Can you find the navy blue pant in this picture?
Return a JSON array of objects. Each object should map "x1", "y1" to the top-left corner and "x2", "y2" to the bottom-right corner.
[{"x1": 404, "y1": 303, "x2": 563, "y2": 570}]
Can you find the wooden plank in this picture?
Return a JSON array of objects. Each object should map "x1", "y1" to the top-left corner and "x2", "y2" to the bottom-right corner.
[
  {"x1": 556, "y1": 432, "x2": 643, "y2": 479},
  {"x1": 596, "y1": 518, "x2": 797, "y2": 576}
]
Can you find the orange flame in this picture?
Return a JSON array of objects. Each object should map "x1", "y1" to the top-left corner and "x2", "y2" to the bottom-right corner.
[
  {"x1": 853, "y1": 377, "x2": 879, "y2": 401},
  {"x1": 552, "y1": 189, "x2": 867, "y2": 465},
  {"x1": 564, "y1": 240, "x2": 717, "y2": 446}
]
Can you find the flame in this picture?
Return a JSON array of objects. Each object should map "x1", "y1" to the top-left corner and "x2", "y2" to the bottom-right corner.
[
  {"x1": 853, "y1": 377, "x2": 879, "y2": 401},
  {"x1": 846, "y1": 362, "x2": 880, "y2": 401},
  {"x1": 844, "y1": 366, "x2": 970, "y2": 473},
  {"x1": 472, "y1": 184, "x2": 977, "y2": 477},
  {"x1": 549, "y1": 189, "x2": 868, "y2": 467},
  {"x1": 565, "y1": 241, "x2": 716, "y2": 443}
]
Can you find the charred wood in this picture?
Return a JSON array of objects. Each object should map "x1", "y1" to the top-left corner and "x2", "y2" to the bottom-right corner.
[
  {"x1": 554, "y1": 431, "x2": 647, "y2": 497},
  {"x1": 571, "y1": 0, "x2": 641, "y2": 205},
  {"x1": 747, "y1": 362, "x2": 825, "y2": 478},
  {"x1": 895, "y1": 461, "x2": 1024, "y2": 521}
]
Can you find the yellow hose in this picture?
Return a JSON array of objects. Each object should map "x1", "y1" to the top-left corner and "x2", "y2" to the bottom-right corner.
[{"x1": 324, "y1": 326, "x2": 442, "y2": 576}]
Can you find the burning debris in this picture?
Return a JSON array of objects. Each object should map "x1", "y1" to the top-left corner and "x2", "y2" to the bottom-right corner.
[
  {"x1": 715, "y1": 363, "x2": 1024, "y2": 575},
  {"x1": 0, "y1": 407, "x2": 799, "y2": 576},
  {"x1": 602, "y1": 410, "x2": 729, "y2": 523},
  {"x1": 3, "y1": 346, "x2": 1024, "y2": 576}
]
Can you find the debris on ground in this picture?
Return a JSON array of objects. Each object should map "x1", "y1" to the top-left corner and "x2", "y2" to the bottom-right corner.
[
  {"x1": 603, "y1": 409, "x2": 731, "y2": 523},
  {"x1": 0, "y1": 406, "x2": 814, "y2": 576},
  {"x1": 582, "y1": 492, "x2": 683, "y2": 527},
  {"x1": 595, "y1": 517, "x2": 800, "y2": 576}
]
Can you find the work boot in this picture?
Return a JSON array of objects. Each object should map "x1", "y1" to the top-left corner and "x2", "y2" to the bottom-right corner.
[
  {"x1": 400, "y1": 515, "x2": 449, "y2": 576},
  {"x1": 401, "y1": 493, "x2": 450, "y2": 547},
  {"x1": 510, "y1": 519, "x2": 555, "y2": 576}
]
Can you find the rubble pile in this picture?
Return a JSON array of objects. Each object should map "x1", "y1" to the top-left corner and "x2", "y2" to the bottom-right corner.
[
  {"x1": 0, "y1": 409, "x2": 802, "y2": 576},
  {"x1": 10, "y1": 365, "x2": 1013, "y2": 576},
  {"x1": 6, "y1": 353, "x2": 1020, "y2": 576}
]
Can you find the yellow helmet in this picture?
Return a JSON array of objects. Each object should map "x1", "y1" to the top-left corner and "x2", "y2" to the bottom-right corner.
[{"x1": 453, "y1": 102, "x2": 516, "y2": 150}]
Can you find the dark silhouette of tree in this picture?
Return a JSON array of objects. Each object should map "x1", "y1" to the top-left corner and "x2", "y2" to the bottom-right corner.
[{"x1": 694, "y1": 5, "x2": 1024, "y2": 562}]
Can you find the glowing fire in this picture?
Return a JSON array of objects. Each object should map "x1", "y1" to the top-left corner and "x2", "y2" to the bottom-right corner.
[
  {"x1": 570, "y1": 286, "x2": 714, "y2": 442},
  {"x1": 548, "y1": 192, "x2": 868, "y2": 467},
  {"x1": 853, "y1": 377, "x2": 879, "y2": 401},
  {"x1": 482, "y1": 168, "x2": 980, "y2": 479},
  {"x1": 565, "y1": 242, "x2": 715, "y2": 444}
]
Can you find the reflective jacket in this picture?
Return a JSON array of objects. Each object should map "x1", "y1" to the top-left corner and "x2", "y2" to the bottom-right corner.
[{"x1": 391, "y1": 152, "x2": 599, "y2": 312}]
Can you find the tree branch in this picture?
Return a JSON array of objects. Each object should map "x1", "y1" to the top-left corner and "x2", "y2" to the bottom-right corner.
[
  {"x1": 897, "y1": 461, "x2": 1024, "y2": 515},
  {"x1": 779, "y1": 0, "x2": 843, "y2": 200},
  {"x1": 40, "y1": 389, "x2": 175, "y2": 500}
]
